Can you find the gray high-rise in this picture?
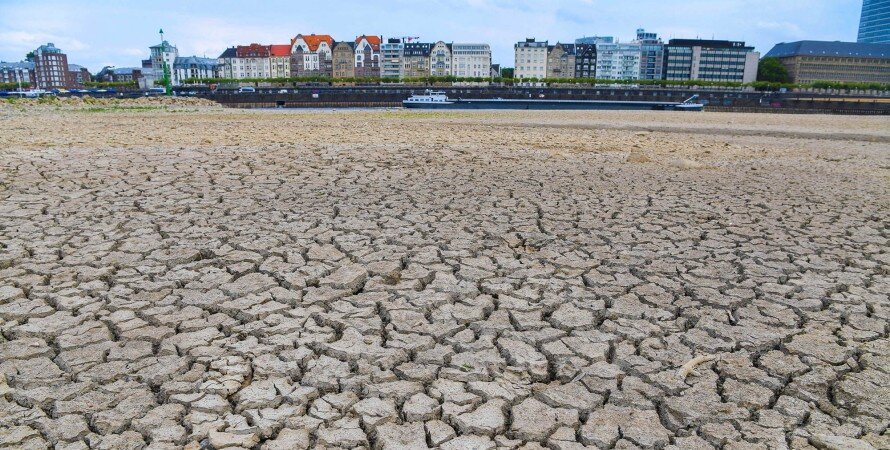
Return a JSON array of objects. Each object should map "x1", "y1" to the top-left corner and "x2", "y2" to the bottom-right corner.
[{"x1": 858, "y1": 0, "x2": 890, "y2": 43}]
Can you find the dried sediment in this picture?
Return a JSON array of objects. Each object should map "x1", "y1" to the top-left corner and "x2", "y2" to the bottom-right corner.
[{"x1": 0, "y1": 109, "x2": 887, "y2": 449}]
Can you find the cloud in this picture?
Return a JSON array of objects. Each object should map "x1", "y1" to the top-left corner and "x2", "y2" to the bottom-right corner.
[
  {"x1": 0, "y1": 30, "x2": 88, "y2": 55},
  {"x1": 0, "y1": 0, "x2": 862, "y2": 69},
  {"x1": 169, "y1": 17, "x2": 304, "y2": 58}
]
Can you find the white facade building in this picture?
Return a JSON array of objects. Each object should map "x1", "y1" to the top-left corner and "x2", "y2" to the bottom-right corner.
[
  {"x1": 595, "y1": 42, "x2": 641, "y2": 80},
  {"x1": 515, "y1": 38, "x2": 548, "y2": 79},
  {"x1": 172, "y1": 56, "x2": 218, "y2": 85},
  {"x1": 451, "y1": 43, "x2": 491, "y2": 78},
  {"x1": 743, "y1": 52, "x2": 760, "y2": 83},
  {"x1": 290, "y1": 34, "x2": 333, "y2": 76},
  {"x1": 239, "y1": 58, "x2": 271, "y2": 78}
]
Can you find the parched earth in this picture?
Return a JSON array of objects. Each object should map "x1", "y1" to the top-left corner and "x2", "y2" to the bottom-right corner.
[{"x1": 0, "y1": 106, "x2": 888, "y2": 450}]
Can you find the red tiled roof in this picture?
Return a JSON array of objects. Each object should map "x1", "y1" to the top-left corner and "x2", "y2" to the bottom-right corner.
[
  {"x1": 290, "y1": 34, "x2": 334, "y2": 52},
  {"x1": 236, "y1": 43, "x2": 270, "y2": 58},
  {"x1": 269, "y1": 44, "x2": 291, "y2": 57},
  {"x1": 355, "y1": 35, "x2": 381, "y2": 51}
]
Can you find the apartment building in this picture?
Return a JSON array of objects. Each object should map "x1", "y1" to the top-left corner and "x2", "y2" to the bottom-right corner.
[
  {"x1": 765, "y1": 40, "x2": 890, "y2": 84},
  {"x1": 634, "y1": 29, "x2": 664, "y2": 80},
  {"x1": 235, "y1": 44, "x2": 272, "y2": 78},
  {"x1": 0, "y1": 61, "x2": 34, "y2": 86},
  {"x1": 381, "y1": 38, "x2": 404, "y2": 78},
  {"x1": 33, "y1": 43, "x2": 71, "y2": 89},
  {"x1": 664, "y1": 39, "x2": 758, "y2": 83},
  {"x1": 217, "y1": 47, "x2": 237, "y2": 79},
  {"x1": 269, "y1": 45, "x2": 291, "y2": 78},
  {"x1": 403, "y1": 42, "x2": 432, "y2": 78},
  {"x1": 172, "y1": 56, "x2": 218, "y2": 84},
  {"x1": 574, "y1": 44, "x2": 596, "y2": 78},
  {"x1": 515, "y1": 38, "x2": 548, "y2": 79},
  {"x1": 451, "y1": 43, "x2": 491, "y2": 78},
  {"x1": 595, "y1": 42, "x2": 641, "y2": 80}
]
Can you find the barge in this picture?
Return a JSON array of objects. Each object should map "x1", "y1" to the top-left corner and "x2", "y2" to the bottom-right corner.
[{"x1": 403, "y1": 91, "x2": 704, "y2": 111}]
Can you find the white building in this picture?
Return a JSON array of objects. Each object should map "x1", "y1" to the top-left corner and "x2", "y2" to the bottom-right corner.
[
  {"x1": 595, "y1": 42, "x2": 641, "y2": 80},
  {"x1": 515, "y1": 38, "x2": 548, "y2": 79},
  {"x1": 173, "y1": 56, "x2": 218, "y2": 84},
  {"x1": 664, "y1": 39, "x2": 760, "y2": 83},
  {"x1": 451, "y1": 43, "x2": 491, "y2": 78}
]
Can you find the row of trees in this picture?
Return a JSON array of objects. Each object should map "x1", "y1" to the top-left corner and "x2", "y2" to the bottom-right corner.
[
  {"x1": 83, "y1": 81, "x2": 139, "y2": 88},
  {"x1": 0, "y1": 82, "x2": 30, "y2": 90},
  {"x1": 180, "y1": 74, "x2": 890, "y2": 92}
]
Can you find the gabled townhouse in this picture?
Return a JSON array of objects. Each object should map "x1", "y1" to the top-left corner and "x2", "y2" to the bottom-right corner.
[
  {"x1": 354, "y1": 35, "x2": 381, "y2": 78},
  {"x1": 403, "y1": 42, "x2": 432, "y2": 78},
  {"x1": 332, "y1": 41, "x2": 356, "y2": 79},
  {"x1": 429, "y1": 41, "x2": 452, "y2": 77},
  {"x1": 290, "y1": 34, "x2": 334, "y2": 77},
  {"x1": 546, "y1": 43, "x2": 576, "y2": 79}
]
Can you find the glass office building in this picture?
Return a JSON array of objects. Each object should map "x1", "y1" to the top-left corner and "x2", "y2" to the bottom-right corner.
[{"x1": 858, "y1": 0, "x2": 890, "y2": 44}]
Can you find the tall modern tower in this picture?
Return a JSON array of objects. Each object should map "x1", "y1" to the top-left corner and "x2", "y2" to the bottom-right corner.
[{"x1": 858, "y1": 0, "x2": 890, "y2": 43}]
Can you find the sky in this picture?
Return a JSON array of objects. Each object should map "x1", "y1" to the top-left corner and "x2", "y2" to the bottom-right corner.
[{"x1": 0, "y1": 0, "x2": 864, "y2": 71}]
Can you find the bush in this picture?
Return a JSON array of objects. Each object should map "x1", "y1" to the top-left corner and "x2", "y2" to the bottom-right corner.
[
  {"x1": 809, "y1": 80, "x2": 890, "y2": 91},
  {"x1": 84, "y1": 81, "x2": 138, "y2": 89}
]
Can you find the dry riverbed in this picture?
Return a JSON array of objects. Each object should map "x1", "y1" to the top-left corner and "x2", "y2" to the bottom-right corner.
[{"x1": 0, "y1": 104, "x2": 888, "y2": 449}]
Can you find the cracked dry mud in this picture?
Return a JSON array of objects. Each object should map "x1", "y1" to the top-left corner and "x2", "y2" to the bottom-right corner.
[{"x1": 0, "y1": 107, "x2": 888, "y2": 450}]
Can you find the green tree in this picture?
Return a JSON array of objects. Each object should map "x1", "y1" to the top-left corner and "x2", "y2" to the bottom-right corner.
[
  {"x1": 757, "y1": 57, "x2": 790, "y2": 83},
  {"x1": 500, "y1": 67, "x2": 514, "y2": 79}
]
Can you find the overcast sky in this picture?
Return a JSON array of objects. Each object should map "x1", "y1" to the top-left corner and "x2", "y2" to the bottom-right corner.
[{"x1": 0, "y1": 0, "x2": 863, "y2": 71}]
